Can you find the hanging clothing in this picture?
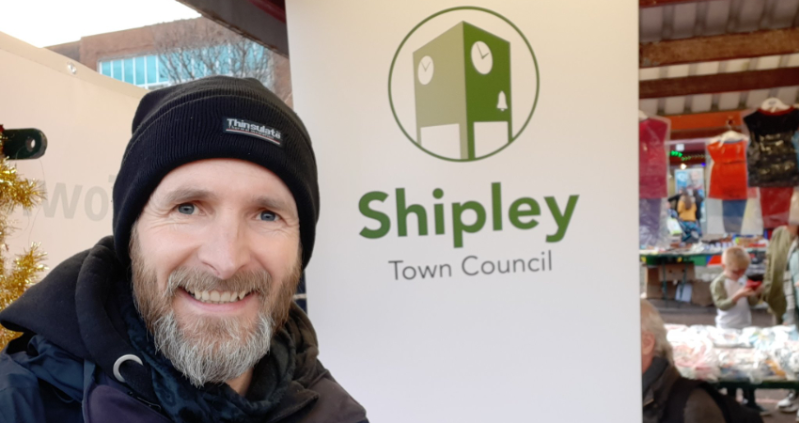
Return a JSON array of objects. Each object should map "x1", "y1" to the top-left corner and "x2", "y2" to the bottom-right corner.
[
  {"x1": 722, "y1": 200, "x2": 747, "y2": 234},
  {"x1": 705, "y1": 199, "x2": 725, "y2": 234},
  {"x1": 707, "y1": 139, "x2": 748, "y2": 200},
  {"x1": 640, "y1": 118, "x2": 669, "y2": 199},
  {"x1": 639, "y1": 198, "x2": 664, "y2": 248},
  {"x1": 792, "y1": 131, "x2": 799, "y2": 162},
  {"x1": 760, "y1": 187, "x2": 794, "y2": 229},
  {"x1": 740, "y1": 188, "x2": 765, "y2": 235},
  {"x1": 743, "y1": 108, "x2": 799, "y2": 188}
]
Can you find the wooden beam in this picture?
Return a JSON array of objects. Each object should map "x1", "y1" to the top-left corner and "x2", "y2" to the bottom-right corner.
[
  {"x1": 246, "y1": 0, "x2": 286, "y2": 23},
  {"x1": 667, "y1": 110, "x2": 744, "y2": 131},
  {"x1": 641, "y1": 28, "x2": 799, "y2": 67},
  {"x1": 640, "y1": 0, "x2": 717, "y2": 7},
  {"x1": 640, "y1": 67, "x2": 799, "y2": 99},
  {"x1": 665, "y1": 110, "x2": 748, "y2": 140}
]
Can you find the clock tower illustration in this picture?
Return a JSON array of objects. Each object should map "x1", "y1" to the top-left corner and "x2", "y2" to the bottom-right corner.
[{"x1": 413, "y1": 22, "x2": 511, "y2": 161}]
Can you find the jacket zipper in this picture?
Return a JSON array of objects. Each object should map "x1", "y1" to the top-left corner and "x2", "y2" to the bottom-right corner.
[{"x1": 127, "y1": 391, "x2": 163, "y2": 413}]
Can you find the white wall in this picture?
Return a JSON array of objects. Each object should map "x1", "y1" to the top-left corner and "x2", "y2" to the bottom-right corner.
[
  {"x1": 288, "y1": 1, "x2": 641, "y2": 422},
  {"x1": 0, "y1": 31, "x2": 145, "y2": 272}
]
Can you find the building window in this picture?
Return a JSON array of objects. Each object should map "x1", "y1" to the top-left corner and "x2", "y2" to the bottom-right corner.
[
  {"x1": 99, "y1": 55, "x2": 169, "y2": 89},
  {"x1": 98, "y1": 44, "x2": 272, "y2": 90},
  {"x1": 112, "y1": 60, "x2": 122, "y2": 81},
  {"x1": 146, "y1": 56, "x2": 158, "y2": 85},
  {"x1": 123, "y1": 58, "x2": 134, "y2": 84},
  {"x1": 135, "y1": 56, "x2": 146, "y2": 86}
]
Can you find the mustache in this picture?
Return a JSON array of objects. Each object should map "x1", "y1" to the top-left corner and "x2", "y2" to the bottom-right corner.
[{"x1": 164, "y1": 267, "x2": 272, "y2": 298}]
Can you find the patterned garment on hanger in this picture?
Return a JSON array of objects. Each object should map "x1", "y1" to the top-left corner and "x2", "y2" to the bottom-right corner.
[{"x1": 744, "y1": 108, "x2": 799, "y2": 187}]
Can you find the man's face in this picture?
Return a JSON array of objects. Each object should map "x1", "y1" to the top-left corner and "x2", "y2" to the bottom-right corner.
[
  {"x1": 640, "y1": 330, "x2": 655, "y2": 374},
  {"x1": 130, "y1": 159, "x2": 302, "y2": 387}
]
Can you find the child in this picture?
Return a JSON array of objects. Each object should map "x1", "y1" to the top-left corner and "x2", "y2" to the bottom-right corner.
[
  {"x1": 711, "y1": 246, "x2": 767, "y2": 415},
  {"x1": 712, "y1": 246, "x2": 761, "y2": 329}
]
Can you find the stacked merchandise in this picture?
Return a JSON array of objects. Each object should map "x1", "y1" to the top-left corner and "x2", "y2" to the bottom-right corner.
[
  {"x1": 639, "y1": 116, "x2": 670, "y2": 248},
  {"x1": 667, "y1": 324, "x2": 798, "y2": 383}
]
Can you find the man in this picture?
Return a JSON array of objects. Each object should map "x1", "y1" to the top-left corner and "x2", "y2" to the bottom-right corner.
[
  {"x1": 763, "y1": 224, "x2": 800, "y2": 325},
  {"x1": 641, "y1": 300, "x2": 725, "y2": 423},
  {"x1": 765, "y1": 223, "x2": 800, "y2": 415},
  {"x1": 0, "y1": 77, "x2": 368, "y2": 423}
]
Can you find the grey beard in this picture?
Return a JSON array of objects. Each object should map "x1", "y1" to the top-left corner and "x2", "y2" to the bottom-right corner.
[{"x1": 151, "y1": 310, "x2": 274, "y2": 387}]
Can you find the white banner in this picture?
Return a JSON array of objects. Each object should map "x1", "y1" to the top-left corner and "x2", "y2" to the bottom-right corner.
[
  {"x1": 0, "y1": 31, "x2": 145, "y2": 271},
  {"x1": 287, "y1": 2, "x2": 639, "y2": 421}
]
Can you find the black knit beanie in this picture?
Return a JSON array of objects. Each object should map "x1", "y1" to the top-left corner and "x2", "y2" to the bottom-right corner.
[{"x1": 112, "y1": 76, "x2": 319, "y2": 269}]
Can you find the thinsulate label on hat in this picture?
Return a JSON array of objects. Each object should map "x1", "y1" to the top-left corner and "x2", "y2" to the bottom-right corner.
[{"x1": 223, "y1": 117, "x2": 282, "y2": 146}]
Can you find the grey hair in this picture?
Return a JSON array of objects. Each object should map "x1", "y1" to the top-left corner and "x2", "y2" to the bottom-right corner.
[
  {"x1": 640, "y1": 299, "x2": 673, "y2": 364},
  {"x1": 152, "y1": 311, "x2": 273, "y2": 387}
]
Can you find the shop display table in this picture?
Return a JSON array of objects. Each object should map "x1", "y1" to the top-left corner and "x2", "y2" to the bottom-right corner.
[{"x1": 711, "y1": 380, "x2": 799, "y2": 391}]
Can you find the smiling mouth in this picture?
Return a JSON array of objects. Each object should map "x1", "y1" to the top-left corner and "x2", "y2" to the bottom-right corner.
[{"x1": 183, "y1": 288, "x2": 252, "y2": 305}]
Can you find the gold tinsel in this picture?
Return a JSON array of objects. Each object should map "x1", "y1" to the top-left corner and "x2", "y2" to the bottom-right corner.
[{"x1": 0, "y1": 130, "x2": 47, "y2": 349}]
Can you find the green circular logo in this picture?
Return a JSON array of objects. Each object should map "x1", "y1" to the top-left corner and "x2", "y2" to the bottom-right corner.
[{"x1": 388, "y1": 7, "x2": 540, "y2": 162}]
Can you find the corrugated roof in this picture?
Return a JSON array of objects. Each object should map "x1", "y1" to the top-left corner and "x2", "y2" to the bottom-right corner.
[
  {"x1": 639, "y1": 0, "x2": 798, "y2": 115},
  {"x1": 641, "y1": 0, "x2": 798, "y2": 42}
]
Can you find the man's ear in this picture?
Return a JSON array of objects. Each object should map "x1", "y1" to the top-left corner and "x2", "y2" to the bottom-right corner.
[{"x1": 641, "y1": 331, "x2": 656, "y2": 356}]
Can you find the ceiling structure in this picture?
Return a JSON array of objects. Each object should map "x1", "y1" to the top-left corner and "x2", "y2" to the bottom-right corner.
[
  {"x1": 178, "y1": 0, "x2": 799, "y2": 141},
  {"x1": 639, "y1": 0, "x2": 798, "y2": 118}
]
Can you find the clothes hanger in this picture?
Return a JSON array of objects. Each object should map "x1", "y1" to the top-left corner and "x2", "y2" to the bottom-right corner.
[
  {"x1": 713, "y1": 118, "x2": 745, "y2": 145},
  {"x1": 760, "y1": 97, "x2": 790, "y2": 113}
]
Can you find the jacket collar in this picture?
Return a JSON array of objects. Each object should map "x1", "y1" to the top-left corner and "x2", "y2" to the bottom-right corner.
[{"x1": 642, "y1": 358, "x2": 680, "y2": 412}]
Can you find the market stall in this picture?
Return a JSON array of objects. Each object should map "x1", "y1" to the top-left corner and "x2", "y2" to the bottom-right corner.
[{"x1": 668, "y1": 324, "x2": 799, "y2": 392}]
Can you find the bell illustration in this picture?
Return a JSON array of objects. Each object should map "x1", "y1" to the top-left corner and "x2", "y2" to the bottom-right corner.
[{"x1": 497, "y1": 91, "x2": 508, "y2": 111}]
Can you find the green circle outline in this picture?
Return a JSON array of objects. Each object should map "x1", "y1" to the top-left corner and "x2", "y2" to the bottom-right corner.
[{"x1": 388, "y1": 6, "x2": 540, "y2": 163}]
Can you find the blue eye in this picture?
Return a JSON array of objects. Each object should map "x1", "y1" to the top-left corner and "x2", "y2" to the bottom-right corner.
[
  {"x1": 260, "y1": 211, "x2": 278, "y2": 221},
  {"x1": 177, "y1": 204, "x2": 195, "y2": 215}
]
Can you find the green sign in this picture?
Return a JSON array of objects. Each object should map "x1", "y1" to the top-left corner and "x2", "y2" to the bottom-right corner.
[{"x1": 389, "y1": 7, "x2": 539, "y2": 162}]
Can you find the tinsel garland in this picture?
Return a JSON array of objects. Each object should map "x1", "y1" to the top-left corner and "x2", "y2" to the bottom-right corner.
[{"x1": 0, "y1": 128, "x2": 46, "y2": 349}]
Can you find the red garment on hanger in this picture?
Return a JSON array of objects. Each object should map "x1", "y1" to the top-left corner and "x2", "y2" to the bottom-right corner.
[
  {"x1": 707, "y1": 140, "x2": 748, "y2": 200},
  {"x1": 760, "y1": 187, "x2": 793, "y2": 229},
  {"x1": 639, "y1": 118, "x2": 669, "y2": 199}
]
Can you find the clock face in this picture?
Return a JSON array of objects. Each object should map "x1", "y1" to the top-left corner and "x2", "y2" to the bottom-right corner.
[
  {"x1": 471, "y1": 41, "x2": 493, "y2": 74},
  {"x1": 417, "y1": 56, "x2": 434, "y2": 85}
]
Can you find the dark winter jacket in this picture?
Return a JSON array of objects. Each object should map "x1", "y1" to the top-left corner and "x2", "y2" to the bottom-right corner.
[
  {"x1": 0, "y1": 236, "x2": 368, "y2": 423},
  {"x1": 642, "y1": 358, "x2": 725, "y2": 423}
]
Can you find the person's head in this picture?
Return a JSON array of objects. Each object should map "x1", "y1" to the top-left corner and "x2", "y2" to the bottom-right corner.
[
  {"x1": 640, "y1": 299, "x2": 672, "y2": 373},
  {"x1": 112, "y1": 76, "x2": 319, "y2": 387},
  {"x1": 722, "y1": 246, "x2": 750, "y2": 281},
  {"x1": 680, "y1": 193, "x2": 693, "y2": 208}
]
